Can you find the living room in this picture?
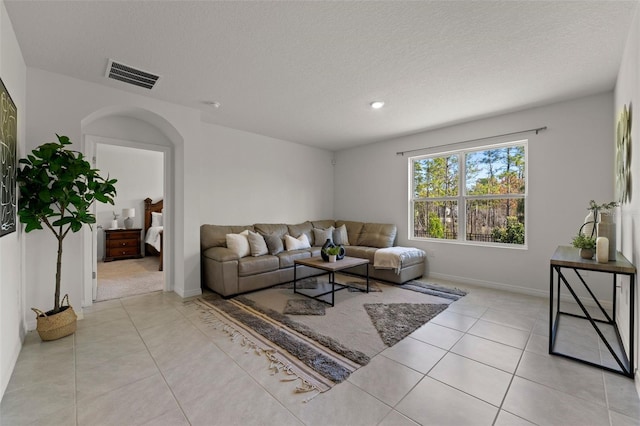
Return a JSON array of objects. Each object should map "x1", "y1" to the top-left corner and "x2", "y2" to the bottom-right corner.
[{"x1": 1, "y1": 1, "x2": 640, "y2": 425}]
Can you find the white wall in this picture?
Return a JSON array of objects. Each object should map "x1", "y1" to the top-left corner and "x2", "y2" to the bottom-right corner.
[
  {"x1": 22, "y1": 67, "x2": 336, "y2": 329},
  {"x1": 335, "y1": 92, "x2": 615, "y2": 300},
  {"x1": 0, "y1": 0, "x2": 27, "y2": 399},
  {"x1": 24, "y1": 67, "x2": 202, "y2": 325},
  {"x1": 85, "y1": 115, "x2": 172, "y2": 147},
  {"x1": 615, "y1": 6, "x2": 640, "y2": 384},
  {"x1": 199, "y1": 123, "x2": 335, "y2": 225},
  {"x1": 95, "y1": 143, "x2": 164, "y2": 260}
]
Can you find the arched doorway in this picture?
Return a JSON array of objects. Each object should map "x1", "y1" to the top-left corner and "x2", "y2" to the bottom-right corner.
[{"x1": 80, "y1": 107, "x2": 181, "y2": 307}]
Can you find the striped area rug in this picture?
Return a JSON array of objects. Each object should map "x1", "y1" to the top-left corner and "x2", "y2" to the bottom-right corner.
[{"x1": 195, "y1": 296, "x2": 363, "y2": 400}]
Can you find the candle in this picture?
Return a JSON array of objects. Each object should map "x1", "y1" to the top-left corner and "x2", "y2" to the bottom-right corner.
[{"x1": 596, "y1": 237, "x2": 609, "y2": 263}]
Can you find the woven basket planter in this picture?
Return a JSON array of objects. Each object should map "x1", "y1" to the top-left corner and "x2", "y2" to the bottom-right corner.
[{"x1": 31, "y1": 294, "x2": 77, "y2": 341}]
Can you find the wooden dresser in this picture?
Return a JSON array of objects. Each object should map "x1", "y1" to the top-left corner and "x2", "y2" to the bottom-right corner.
[{"x1": 104, "y1": 228, "x2": 142, "y2": 262}]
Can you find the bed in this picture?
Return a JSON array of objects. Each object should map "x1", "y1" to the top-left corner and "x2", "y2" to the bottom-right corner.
[{"x1": 144, "y1": 197, "x2": 163, "y2": 271}]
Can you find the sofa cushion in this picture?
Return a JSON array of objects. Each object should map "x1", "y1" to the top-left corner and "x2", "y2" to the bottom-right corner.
[
  {"x1": 238, "y1": 255, "x2": 279, "y2": 277},
  {"x1": 202, "y1": 246, "x2": 239, "y2": 262},
  {"x1": 309, "y1": 246, "x2": 322, "y2": 257},
  {"x1": 333, "y1": 224, "x2": 350, "y2": 246},
  {"x1": 344, "y1": 246, "x2": 378, "y2": 263},
  {"x1": 263, "y1": 234, "x2": 284, "y2": 255},
  {"x1": 336, "y1": 220, "x2": 364, "y2": 246},
  {"x1": 357, "y1": 223, "x2": 397, "y2": 248},
  {"x1": 313, "y1": 227, "x2": 334, "y2": 246},
  {"x1": 311, "y1": 219, "x2": 336, "y2": 230},
  {"x1": 248, "y1": 231, "x2": 269, "y2": 257},
  {"x1": 285, "y1": 234, "x2": 311, "y2": 251},
  {"x1": 200, "y1": 224, "x2": 254, "y2": 250},
  {"x1": 288, "y1": 221, "x2": 314, "y2": 245},
  {"x1": 277, "y1": 249, "x2": 311, "y2": 268},
  {"x1": 254, "y1": 223, "x2": 288, "y2": 238}
]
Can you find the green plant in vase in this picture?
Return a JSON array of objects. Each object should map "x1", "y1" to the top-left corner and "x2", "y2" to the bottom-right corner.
[
  {"x1": 571, "y1": 233, "x2": 596, "y2": 259},
  {"x1": 323, "y1": 245, "x2": 341, "y2": 262},
  {"x1": 324, "y1": 245, "x2": 341, "y2": 256}
]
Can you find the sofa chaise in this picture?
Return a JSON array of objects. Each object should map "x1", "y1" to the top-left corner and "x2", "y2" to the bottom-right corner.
[{"x1": 200, "y1": 219, "x2": 426, "y2": 297}]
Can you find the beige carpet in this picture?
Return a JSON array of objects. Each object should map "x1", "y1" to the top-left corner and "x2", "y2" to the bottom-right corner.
[{"x1": 96, "y1": 257, "x2": 164, "y2": 301}]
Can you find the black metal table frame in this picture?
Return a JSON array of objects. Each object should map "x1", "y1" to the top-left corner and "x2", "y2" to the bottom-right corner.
[
  {"x1": 549, "y1": 263, "x2": 635, "y2": 377},
  {"x1": 293, "y1": 262, "x2": 369, "y2": 306}
]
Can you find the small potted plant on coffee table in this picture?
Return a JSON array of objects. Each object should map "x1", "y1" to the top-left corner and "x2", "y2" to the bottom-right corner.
[
  {"x1": 324, "y1": 245, "x2": 341, "y2": 263},
  {"x1": 572, "y1": 233, "x2": 596, "y2": 259}
]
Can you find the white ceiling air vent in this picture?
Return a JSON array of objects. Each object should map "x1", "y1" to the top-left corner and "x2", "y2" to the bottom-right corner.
[{"x1": 105, "y1": 59, "x2": 160, "y2": 90}]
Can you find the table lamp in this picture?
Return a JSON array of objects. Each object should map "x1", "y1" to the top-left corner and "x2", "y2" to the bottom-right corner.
[{"x1": 122, "y1": 208, "x2": 135, "y2": 229}]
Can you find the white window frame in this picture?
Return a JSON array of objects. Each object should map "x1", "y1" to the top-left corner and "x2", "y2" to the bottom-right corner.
[{"x1": 409, "y1": 140, "x2": 528, "y2": 249}]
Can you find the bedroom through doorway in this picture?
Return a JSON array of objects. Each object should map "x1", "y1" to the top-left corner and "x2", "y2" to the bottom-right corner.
[{"x1": 93, "y1": 142, "x2": 166, "y2": 302}]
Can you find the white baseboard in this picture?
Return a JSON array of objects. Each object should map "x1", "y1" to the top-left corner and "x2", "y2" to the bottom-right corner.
[
  {"x1": 176, "y1": 288, "x2": 202, "y2": 299},
  {"x1": 1, "y1": 334, "x2": 23, "y2": 399},
  {"x1": 428, "y1": 272, "x2": 614, "y2": 311}
]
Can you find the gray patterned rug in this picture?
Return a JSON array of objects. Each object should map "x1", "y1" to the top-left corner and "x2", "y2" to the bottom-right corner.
[
  {"x1": 364, "y1": 303, "x2": 448, "y2": 346},
  {"x1": 194, "y1": 276, "x2": 466, "y2": 398},
  {"x1": 399, "y1": 280, "x2": 467, "y2": 300},
  {"x1": 283, "y1": 299, "x2": 326, "y2": 315},
  {"x1": 195, "y1": 276, "x2": 462, "y2": 394}
]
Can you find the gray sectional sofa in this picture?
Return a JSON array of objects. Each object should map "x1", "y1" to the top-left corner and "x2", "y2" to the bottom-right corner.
[{"x1": 200, "y1": 219, "x2": 426, "y2": 297}]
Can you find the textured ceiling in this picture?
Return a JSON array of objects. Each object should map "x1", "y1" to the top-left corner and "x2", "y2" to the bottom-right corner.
[{"x1": 5, "y1": 1, "x2": 638, "y2": 151}]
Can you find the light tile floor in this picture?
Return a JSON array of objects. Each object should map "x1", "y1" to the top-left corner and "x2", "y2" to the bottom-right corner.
[{"x1": 2, "y1": 282, "x2": 639, "y2": 426}]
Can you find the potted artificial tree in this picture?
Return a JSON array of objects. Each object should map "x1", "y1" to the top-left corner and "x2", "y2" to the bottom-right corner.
[{"x1": 17, "y1": 135, "x2": 117, "y2": 341}]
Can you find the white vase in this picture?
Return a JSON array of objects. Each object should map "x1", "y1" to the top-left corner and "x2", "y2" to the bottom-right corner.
[
  {"x1": 583, "y1": 211, "x2": 596, "y2": 238},
  {"x1": 597, "y1": 213, "x2": 616, "y2": 260},
  {"x1": 329, "y1": 255, "x2": 337, "y2": 263},
  {"x1": 596, "y1": 237, "x2": 609, "y2": 263},
  {"x1": 110, "y1": 219, "x2": 118, "y2": 229}
]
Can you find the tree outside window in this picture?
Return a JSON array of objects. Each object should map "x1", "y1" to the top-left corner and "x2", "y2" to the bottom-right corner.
[{"x1": 411, "y1": 142, "x2": 526, "y2": 246}]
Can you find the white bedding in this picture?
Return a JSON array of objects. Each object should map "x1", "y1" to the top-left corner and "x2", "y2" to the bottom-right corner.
[{"x1": 145, "y1": 226, "x2": 163, "y2": 252}]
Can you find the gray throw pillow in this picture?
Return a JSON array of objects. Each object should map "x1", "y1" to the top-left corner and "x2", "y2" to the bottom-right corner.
[
  {"x1": 313, "y1": 227, "x2": 334, "y2": 246},
  {"x1": 263, "y1": 234, "x2": 284, "y2": 255},
  {"x1": 248, "y1": 231, "x2": 269, "y2": 256}
]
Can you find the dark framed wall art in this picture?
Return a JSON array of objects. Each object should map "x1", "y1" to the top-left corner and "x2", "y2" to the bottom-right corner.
[{"x1": 0, "y1": 77, "x2": 17, "y2": 237}]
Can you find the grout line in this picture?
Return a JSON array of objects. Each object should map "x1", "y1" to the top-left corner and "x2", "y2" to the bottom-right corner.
[
  {"x1": 121, "y1": 295, "x2": 192, "y2": 425},
  {"x1": 73, "y1": 331, "x2": 78, "y2": 426},
  {"x1": 181, "y1": 298, "x2": 308, "y2": 425},
  {"x1": 490, "y1": 324, "x2": 533, "y2": 425}
]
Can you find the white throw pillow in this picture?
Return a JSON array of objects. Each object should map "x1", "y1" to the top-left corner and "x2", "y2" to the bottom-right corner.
[
  {"x1": 226, "y1": 230, "x2": 251, "y2": 258},
  {"x1": 284, "y1": 234, "x2": 311, "y2": 251},
  {"x1": 151, "y1": 212, "x2": 163, "y2": 227}
]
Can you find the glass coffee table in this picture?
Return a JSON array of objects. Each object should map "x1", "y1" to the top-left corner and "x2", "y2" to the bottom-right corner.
[{"x1": 293, "y1": 256, "x2": 369, "y2": 306}]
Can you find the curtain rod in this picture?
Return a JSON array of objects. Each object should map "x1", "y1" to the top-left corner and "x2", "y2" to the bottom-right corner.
[{"x1": 395, "y1": 126, "x2": 548, "y2": 156}]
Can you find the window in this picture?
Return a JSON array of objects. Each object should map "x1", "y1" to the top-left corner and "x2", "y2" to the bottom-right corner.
[{"x1": 411, "y1": 141, "x2": 527, "y2": 246}]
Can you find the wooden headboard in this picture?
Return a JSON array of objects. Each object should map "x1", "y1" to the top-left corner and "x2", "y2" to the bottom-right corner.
[{"x1": 143, "y1": 198, "x2": 163, "y2": 232}]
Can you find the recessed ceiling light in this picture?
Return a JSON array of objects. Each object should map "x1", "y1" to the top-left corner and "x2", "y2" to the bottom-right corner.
[
  {"x1": 202, "y1": 100, "x2": 221, "y2": 108},
  {"x1": 370, "y1": 101, "x2": 385, "y2": 109}
]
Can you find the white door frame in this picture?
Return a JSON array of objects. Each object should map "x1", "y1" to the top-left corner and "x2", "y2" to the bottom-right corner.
[{"x1": 82, "y1": 134, "x2": 173, "y2": 307}]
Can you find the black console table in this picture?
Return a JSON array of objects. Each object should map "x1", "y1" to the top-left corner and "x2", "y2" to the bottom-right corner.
[{"x1": 549, "y1": 246, "x2": 636, "y2": 377}]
